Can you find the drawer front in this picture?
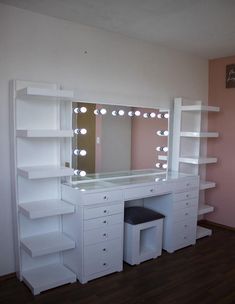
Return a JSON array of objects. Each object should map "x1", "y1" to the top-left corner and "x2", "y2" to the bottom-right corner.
[
  {"x1": 124, "y1": 185, "x2": 157, "y2": 200},
  {"x1": 84, "y1": 203, "x2": 124, "y2": 220},
  {"x1": 174, "y1": 178, "x2": 199, "y2": 192},
  {"x1": 173, "y1": 190, "x2": 198, "y2": 202},
  {"x1": 84, "y1": 239, "x2": 122, "y2": 276},
  {"x1": 84, "y1": 213, "x2": 123, "y2": 231},
  {"x1": 173, "y1": 207, "x2": 198, "y2": 222},
  {"x1": 84, "y1": 223, "x2": 123, "y2": 245},
  {"x1": 173, "y1": 198, "x2": 198, "y2": 210},
  {"x1": 83, "y1": 190, "x2": 123, "y2": 205},
  {"x1": 173, "y1": 218, "x2": 197, "y2": 234}
]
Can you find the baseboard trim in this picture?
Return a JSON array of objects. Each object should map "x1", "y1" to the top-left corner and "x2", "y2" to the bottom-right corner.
[
  {"x1": 199, "y1": 219, "x2": 235, "y2": 231},
  {"x1": 0, "y1": 272, "x2": 16, "y2": 282}
]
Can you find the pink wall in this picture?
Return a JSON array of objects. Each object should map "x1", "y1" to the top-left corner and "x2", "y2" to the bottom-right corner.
[{"x1": 206, "y1": 56, "x2": 235, "y2": 228}]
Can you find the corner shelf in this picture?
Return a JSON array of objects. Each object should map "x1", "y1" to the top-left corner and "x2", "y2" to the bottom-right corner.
[
  {"x1": 198, "y1": 204, "x2": 214, "y2": 216},
  {"x1": 22, "y1": 263, "x2": 76, "y2": 295},
  {"x1": 21, "y1": 231, "x2": 75, "y2": 257},
  {"x1": 200, "y1": 180, "x2": 216, "y2": 190},
  {"x1": 19, "y1": 199, "x2": 75, "y2": 219},
  {"x1": 179, "y1": 157, "x2": 217, "y2": 165},
  {"x1": 196, "y1": 226, "x2": 212, "y2": 239},
  {"x1": 17, "y1": 87, "x2": 75, "y2": 102},
  {"x1": 16, "y1": 129, "x2": 74, "y2": 138},
  {"x1": 17, "y1": 166, "x2": 74, "y2": 179},
  {"x1": 180, "y1": 132, "x2": 219, "y2": 138}
]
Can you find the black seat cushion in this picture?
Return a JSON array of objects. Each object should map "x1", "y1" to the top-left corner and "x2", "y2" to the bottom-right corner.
[{"x1": 124, "y1": 206, "x2": 165, "y2": 225}]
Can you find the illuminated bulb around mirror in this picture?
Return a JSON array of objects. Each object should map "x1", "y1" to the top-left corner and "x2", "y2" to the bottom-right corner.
[
  {"x1": 150, "y1": 112, "x2": 156, "y2": 118},
  {"x1": 74, "y1": 128, "x2": 87, "y2": 135},
  {"x1": 156, "y1": 130, "x2": 169, "y2": 136},
  {"x1": 74, "y1": 106, "x2": 87, "y2": 114},
  {"x1": 156, "y1": 146, "x2": 168, "y2": 152},
  {"x1": 112, "y1": 110, "x2": 117, "y2": 116},
  {"x1": 74, "y1": 169, "x2": 86, "y2": 177},
  {"x1": 157, "y1": 113, "x2": 169, "y2": 119},
  {"x1": 155, "y1": 162, "x2": 168, "y2": 169},
  {"x1": 118, "y1": 109, "x2": 125, "y2": 116},
  {"x1": 74, "y1": 149, "x2": 87, "y2": 156},
  {"x1": 135, "y1": 110, "x2": 141, "y2": 117},
  {"x1": 94, "y1": 108, "x2": 107, "y2": 115},
  {"x1": 143, "y1": 113, "x2": 149, "y2": 118},
  {"x1": 162, "y1": 163, "x2": 168, "y2": 169},
  {"x1": 128, "y1": 111, "x2": 134, "y2": 117},
  {"x1": 155, "y1": 163, "x2": 161, "y2": 168}
]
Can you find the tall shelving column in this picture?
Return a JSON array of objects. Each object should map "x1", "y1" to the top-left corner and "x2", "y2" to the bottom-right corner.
[
  {"x1": 171, "y1": 98, "x2": 220, "y2": 239},
  {"x1": 10, "y1": 80, "x2": 77, "y2": 295}
]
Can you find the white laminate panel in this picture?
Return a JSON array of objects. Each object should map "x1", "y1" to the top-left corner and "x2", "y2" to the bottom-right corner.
[
  {"x1": 173, "y1": 207, "x2": 198, "y2": 222},
  {"x1": 83, "y1": 190, "x2": 123, "y2": 205},
  {"x1": 172, "y1": 218, "x2": 197, "y2": 234},
  {"x1": 84, "y1": 224, "x2": 123, "y2": 246},
  {"x1": 173, "y1": 190, "x2": 198, "y2": 202},
  {"x1": 124, "y1": 185, "x2": 157, "y2": 200},
  {"x1": 83, "y1": 203, "x2": 123, "y2": 220},
  {"x1": 84, "y1": 213, "x2": 123, "y2": 231},
  {"x1": 173, "y1": 198, "x2": 198, "y2": 210},
  {"x1": 174, "y1": 178, "x2": 199, "y2": 192}
]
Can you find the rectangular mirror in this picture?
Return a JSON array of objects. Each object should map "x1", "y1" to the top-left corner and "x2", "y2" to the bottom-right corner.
[{"x1": 72, "y1": 102, "x2": 169, "y2": 178}]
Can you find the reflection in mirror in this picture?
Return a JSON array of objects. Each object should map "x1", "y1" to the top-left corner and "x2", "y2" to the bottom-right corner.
[{"x1": 72, "y1": 102, "x2": 169, "y2": 176}]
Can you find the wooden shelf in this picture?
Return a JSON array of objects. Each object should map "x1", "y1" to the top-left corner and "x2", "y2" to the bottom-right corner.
[
  {"x1": 196, "y1": 226, "x2": 212, "y2": 239},
  {"x1": 180, "y1": 132, "x2": 219, "y2": 138},
  {"x1": 17, "y1": 87, "x2": 75, "y2": 101},
  {"x1": 21, "y1": 231, "x2": 75, "y2": 257},
  {"x1": 17, "y1": 165, "x2": 74, "y2": 179},
  {"x1": 19, "y1": 199, "x2": 74, "y2": 219},
  {"x1": 22, "y1": 263, "x2": 76, "y2": 295},
  {"x1": 16, "y1": 129, "x2": 74, "y2": 138},
  {"x1": 181, "y1": 105, "x2": 220, "y2": 112},
  {"x1": 200, "y1": 180, "x2": 216, "y2": 190},
  {"x1": 198, "y1": 204, "x2": 214, "y2": 215},
  {"x1": 179, "y1": 157, "x2": 217, "y2": 165}
]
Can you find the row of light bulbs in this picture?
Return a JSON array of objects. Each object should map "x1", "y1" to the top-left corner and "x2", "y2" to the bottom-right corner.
[{"x1": 74, "y1": 106, "x2": 169, "y2": 119}]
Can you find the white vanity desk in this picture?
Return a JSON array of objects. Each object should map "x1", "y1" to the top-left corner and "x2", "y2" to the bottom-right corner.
[{"x1": 61, "y1": 170, "x2": 199, "y2": 284}]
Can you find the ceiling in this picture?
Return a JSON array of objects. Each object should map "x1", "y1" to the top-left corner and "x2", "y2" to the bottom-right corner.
[{"x1": 1, "y1": 0, "x2": 235, "y2": 59}]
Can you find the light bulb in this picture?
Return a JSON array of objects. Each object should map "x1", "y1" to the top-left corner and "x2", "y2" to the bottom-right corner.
[
  {"x1": 150, "y1": 112, "x2": 156, "y2": 118},
  {"x1": 118, "y1": 109, "x2": 125, "y2": 116},
  {"x1": 162, "y1": 163, "x2": 168, "y2": 169},
  {"x1": 94, "y1": 109, "x2": 99, "y2": 115},
  {"x1": 143, "y1": 113, "x2": 149, "y2": 118},
  {"x1": 135, "y1": 110, "x2": 141, "y2": 116},
  {"x1": 100, "y1": 108, "x2": 107, "y2": 115},
  {"x1": 74, "y1": 106, "x2": 87, "y2": 114},
  {"x1": 156, "y1": 130, "x2": 169, "y2": 136},
  {"x1": 74, "y1": 170, "x2": 86, "y2": 177},
  {"x1": 157, "y1": 113, "x2": 169, "y2": 119},
  {"x1": 155, "y1": 177, "x2": 160, "y2": 182},
  {"x1": 156, "y1": 146, "x2": 168, "y2": 152},
  {"x1": 74, "y1": 128, "x2": 87, "y2": 135},
  {"x1": 128, "y1": 111, "x2": 134, "y2": 117},
  {"x1": 155, "y1": 163, "x2": 161, "y2": 168},
  {"x1": 112, "y1": 110, "x2": 117, "y2": 116},
  {"x1": 74, "y1": 149, "x2": 87, "y2": 156}
]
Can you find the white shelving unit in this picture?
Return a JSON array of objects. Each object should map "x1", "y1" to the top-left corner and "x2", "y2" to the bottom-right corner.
[
  {"x1": 10, "y1": 80, "x2": 77, "y2": 295},
  {"x1": 171, "y1": 98, "x2": 220, "y2": 239}
]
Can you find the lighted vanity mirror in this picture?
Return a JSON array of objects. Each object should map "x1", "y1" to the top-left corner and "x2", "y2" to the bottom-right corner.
[{"x1": 72, "y1": 102, "x2": 169, "y2": 178}]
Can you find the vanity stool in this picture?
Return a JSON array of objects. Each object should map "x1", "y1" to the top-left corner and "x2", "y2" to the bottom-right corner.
[{"x1": 123, "y1": 206, "x2": 165, "y2": 265}]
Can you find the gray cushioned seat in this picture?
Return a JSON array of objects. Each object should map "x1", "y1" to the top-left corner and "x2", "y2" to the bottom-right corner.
[{"x1": 124, "y1": 206, "x2": 165, "y2": 225}]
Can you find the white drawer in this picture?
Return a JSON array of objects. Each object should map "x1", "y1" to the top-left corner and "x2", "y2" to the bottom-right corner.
[
  {"x1": 172, "y1": 218, "x2": 197, "y2": 234},
  {"x1": 83, "y1": 190, "x2": 123, "y2": 205},
  {"x1": 173, "y1": 198, "x2": 198, "y2": 210},
  {"x1": 173, "y1": 206, "x2": 198, "y2": 222},
  {"x1": 83, "y1": 203, "x2": 124, "y2": 220},
  {"x1": 173, "y1": 190, "x2": 198, "y2": 202},
  {"x1": 84, "y1": 223, "x2": 123, "y2": 245},
  {"x1": 84, "y1": 239, "x2": 122, "y2": 276},
  {"x1": 173, "y1": 230, "x2": 195, "y2": 249},
  {"x1": 84, "y1": 213, "x2": 123, "y2": 231},
  {"x1": 174, "y1": 178, "x2": 199, "y2": 192},
  {"x1": 124, "y1": 185, "x2": 156, "y2": 200}
]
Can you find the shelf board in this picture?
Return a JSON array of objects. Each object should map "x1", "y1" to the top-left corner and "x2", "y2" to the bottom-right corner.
[
  {"x1": 19, "y1": 199, "x2": 74, "y2": 219},
  {"x1": 180, "y1": 132, "x2": 219, "y2": 138},
  {"x1": 200, "y1": 180, "x2": 216, "y2": 190},
  {"x1": 22, "y1": 263, "x2": 76, "y2": 295},
  {"x1": 17, "y1": 165, "x2": 74, "y2": 179},
  {"x1": 17, "y1": 87, "x2": 75, "y2": 101},
  {"x1": 198, "y1": 204, "x2": 214, "y2": 216},
  {"x1": 181, "y1": 105, "x2": 220, "y2": 112},
  {"x1": 21, "y1": 231, "x2": 75, "y2": 257},
  {"x1": 16, "y1": 129, "x2": 74, "y2": 138},
  {"x1": 196, "y1": 226, "x2": 212, "y2": 239},
  {"x1": 179, "y1": 157, "x2": 217, "y2": 165},
  {"x1": 158, "y1": 155, "x2": 168, "y2": 161}
]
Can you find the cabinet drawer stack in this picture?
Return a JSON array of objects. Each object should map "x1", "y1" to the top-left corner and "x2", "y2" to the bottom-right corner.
[{"x1": 82, "y1": 201, "x2": 124, "y2": 283}]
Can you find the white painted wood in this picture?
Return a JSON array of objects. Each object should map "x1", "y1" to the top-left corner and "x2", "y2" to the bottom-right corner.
[
  {"x1": 16, "y1": 129, "x2": 74, "y2": 138},
  {"x1": 19, "y1": 199, "x2": 75, "y2": 219},
  {"x1": 17, "y1": 165, "x2": 74, "y2": 179},
  {"x1": 17, "y1": 87, "x2": 75, "y2": 101},
  {"x1": 196, "y1": 226, "x2": 212, "y2": 239},
  {"x1": 158, "y1": 155, "x2": 168, "y2": 161},
  {"x1": 180, "y1": 132, "x2": 219, "y2": 138},
  {"x1": 200, "y1": 180, "x2": 216, "y2": 190},
  {"x1": 198, "y1": 204, "x2": 214, "y2": 215},
  {"x1": 181, "y1": 105, "x2": 220, "y2": 112},
  {"x1": 179, "y1": 157, "x2": 217, "y2": 165},
  {"x1": 22, "y1": 263, "x2": 76, "y2": 295},
  {"x1": 21, "y1": 231, "x2": 75, "y2": 257}
]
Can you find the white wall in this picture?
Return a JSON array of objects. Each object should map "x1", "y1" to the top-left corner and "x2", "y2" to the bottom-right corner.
[{"x1": 0, "y1": 3, "x2": 208, "y2": 275}]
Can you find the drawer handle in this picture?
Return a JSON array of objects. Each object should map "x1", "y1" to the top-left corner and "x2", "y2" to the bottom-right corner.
[
  {"x1": 103, "y1": 196, "x2": 108, "y2": 200},
  {"x1": 184, "y1": 236, "x2": 187, "y2": 240},
  {"x1": 184, "y1": 224, "x2": 188, "y2": 228},
  {"x1": 186, "y1": 202, "x2": 189, "y2": 206},
  {"x1": 150, "y1": 189, "x2": 154, "y2": 193},
  {"x1": 186, "y1": 194, "x2": 189, "y2": 198},
  {"x1": 103, "y1": 210, "x2": 107, "y2": 214},
  {"x1": 186, "y1": 183, "x2": 190, "y2": 187},
  {"x1": 185, "y1": 212, "x2": 188, "y2": 216},
  {"x1": 103, "y1": 262, "x2": 107, "y2": 266},
  {"x1": 103, "y1": 233, "x2": 108, "y2": 238},
  {"x1": 103, "y1": 220, "x2": 107, "y2": 224},
  {"x1": 102, "y1": 248, "x2": 107, "y2": 252}
]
